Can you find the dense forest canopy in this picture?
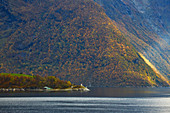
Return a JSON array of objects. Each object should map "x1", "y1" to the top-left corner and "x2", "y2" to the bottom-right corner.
[
  {"x1": 0, "y1": 0, "x2": 169, "y2": 87},
  {"x1": 0, "y1": 73, "x2": 74, "y2": 89}
]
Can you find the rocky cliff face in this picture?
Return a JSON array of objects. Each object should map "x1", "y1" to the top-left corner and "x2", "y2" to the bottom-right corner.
[
  {"x1": 124, "y1": 0, "x2": 170, "y2": 43},
  {"x1": 94, "y1": 0, "x2": 170, "y2": 77}
]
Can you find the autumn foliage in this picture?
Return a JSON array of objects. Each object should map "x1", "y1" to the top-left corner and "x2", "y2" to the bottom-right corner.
[
  {"x1": 0, "y1": 73, "x2": 72, "y2": 89},
  {"x1": 0, "y1": 0, "x2": 169, "y2": 87}
]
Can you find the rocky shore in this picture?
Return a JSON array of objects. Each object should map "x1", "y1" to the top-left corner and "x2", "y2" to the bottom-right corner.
[
  {"x1": 0, "y1": 87, "x2": 90, "y2": 92},
  {"x1": 0, "y1": 88, "x2": 25, "y2": 92}
]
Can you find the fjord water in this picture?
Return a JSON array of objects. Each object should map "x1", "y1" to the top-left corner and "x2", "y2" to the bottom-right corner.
[{"x1": 1, "y1": 87, "x2": 170, "y2": 113}]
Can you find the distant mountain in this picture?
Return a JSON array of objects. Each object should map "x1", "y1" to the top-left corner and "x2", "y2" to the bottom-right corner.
[
  {"x1": 94, "y1": 0, "x2": 170, "y2": 77},
  {"x1": 0, "y1": 0, "x2": 169, "y2": 87}
]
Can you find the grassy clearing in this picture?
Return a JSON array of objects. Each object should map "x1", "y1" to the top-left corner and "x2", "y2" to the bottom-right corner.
[{"x1": 0, "y1": 73, "x2": 33, "y2": 78}]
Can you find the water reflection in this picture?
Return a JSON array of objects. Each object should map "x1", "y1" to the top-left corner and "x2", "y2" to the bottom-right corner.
[
  {"x1": 0, "y1": 87, "x2": 170, "y2": 97},
  {"x1": 90, "y1": 87, "x2": 160, "y2": 97}
]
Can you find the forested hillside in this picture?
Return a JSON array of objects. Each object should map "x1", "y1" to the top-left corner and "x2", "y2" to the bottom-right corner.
[
  {"x1": 0, "y1": 0, "x2": 169, "y2": 87},
  {"x1": 0, "y1": 73, "x2": 73, "y2": 89},
  {"x1": 94, "y1": 0, "x2": 170, "y2": 77}
]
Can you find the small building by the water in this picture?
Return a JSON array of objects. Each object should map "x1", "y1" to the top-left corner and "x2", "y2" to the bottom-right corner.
[{"x1": 43, "y1": 86, "x2": 52, "y2": 90}]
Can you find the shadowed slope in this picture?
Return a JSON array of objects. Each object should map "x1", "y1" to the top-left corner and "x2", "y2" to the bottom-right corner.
[{"x1": 94, "y1": 0, "x2": 170, "y2": 77}]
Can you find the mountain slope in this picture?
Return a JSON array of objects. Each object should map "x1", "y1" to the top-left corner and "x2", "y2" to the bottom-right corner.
[
  {"x1": 94, "y1": 0, "x2": 170, "y2": 77},
  {"x1": 0, "y1": 0, "x2": 169, "y2": 87}
]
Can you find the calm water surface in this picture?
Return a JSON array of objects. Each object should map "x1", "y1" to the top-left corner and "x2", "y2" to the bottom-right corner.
[{"x1": 1, "y1": 87, "x2": 170, "y2": 113}]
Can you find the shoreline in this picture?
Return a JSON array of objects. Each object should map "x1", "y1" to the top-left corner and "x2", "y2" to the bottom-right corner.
[{"x1": 0, "y1": 87, "x2": 90, "y2": 92}]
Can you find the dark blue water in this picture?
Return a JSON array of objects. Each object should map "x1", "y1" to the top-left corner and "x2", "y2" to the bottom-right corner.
[{"x1": 1, "y1": 87, "x2": 170, "y2": 113}]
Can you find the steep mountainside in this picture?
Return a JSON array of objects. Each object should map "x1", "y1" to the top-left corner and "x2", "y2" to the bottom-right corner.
[
  {"x1": 0, "y1": 0, "x2": 169, "y2": 87},
  {"x1": 94, "y1": 0, "x2": 170, "y2": 77},
  {"x1": 129, "y1": 0, "x2": 170, "y2": 38}
]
